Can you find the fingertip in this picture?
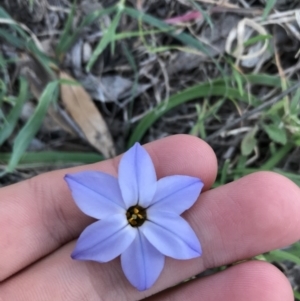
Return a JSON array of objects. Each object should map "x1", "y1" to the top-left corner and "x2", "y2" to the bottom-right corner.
[
  {"x1": 234, "y1": 171, "x2": 300, "y2": 236},
  {"x1": 196, "y1": 170, "x2": 300, "y2": 270},
  {"x1": 146, "y1": 260, "x2": 294, "y2": 301},
  {"x1": 231, "y1": 261, "x2": 294, "y2": 301}
]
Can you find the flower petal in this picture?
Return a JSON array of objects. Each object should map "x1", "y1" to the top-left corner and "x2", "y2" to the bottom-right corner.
[
  {"x1": 72, "y1": 214, "x2": 137, "y2": 262},
  {"x1": 141, "y1": 212, "x2": 202, "y2": 260},
  {"x1": 118, "y1": 143, "x2": 157, "y2": 208},
  {"x1": 149, "y1": 175, "x2": 203, "y2": 215},
  {"x1": 65, "y1": 171, "x2": 126, "y2": 219},
  {"x1": 121, "y1": 230, "x2": 165, "y2": 291}
]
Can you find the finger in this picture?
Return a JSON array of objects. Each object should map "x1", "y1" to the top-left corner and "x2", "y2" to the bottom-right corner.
[
  {"x1": 0, "y1": 249, "x2": 293, "y2": 301},
  {"x1": 1, "y1": 171, "x2": 300, "y2": 300},
  {"x1": 147, "y1": 261, "x2": 293, "y2": 301},
  {"x1": 0, "y1": 134, "x2": 217, "y2": 281},
  {"x1": 195, "y1": 171, "x2": 300, "y2": 270}
]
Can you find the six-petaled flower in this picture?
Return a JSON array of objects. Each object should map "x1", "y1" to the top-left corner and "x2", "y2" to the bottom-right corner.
[{"x1": 65, "y1": 143, "x2": 204, "y2": 291}]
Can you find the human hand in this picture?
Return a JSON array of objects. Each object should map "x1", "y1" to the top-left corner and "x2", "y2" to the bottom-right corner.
[{"x1": 0, "y1": 135, "x2": 299, "y2": 301}]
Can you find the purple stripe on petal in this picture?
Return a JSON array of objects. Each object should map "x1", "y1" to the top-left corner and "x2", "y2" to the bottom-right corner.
[
  {"x1": 141, "y1": 212, "x2": 202, "y2": 260},
  {"x1": 149, "y1": 175, "x2": 203, "y2": 214},
  {"x1": 121, "y1": 230, "x2": 165, "y2": 291},
  {"x1": 72, "y1": 214, "x2": 137, "y2": 262},
  {"x1": 118, "y1": 143, "x2": 157, "y2": 208},
  {"x1": 65, "y1": 171, "x2": 126, "y2": 219}
]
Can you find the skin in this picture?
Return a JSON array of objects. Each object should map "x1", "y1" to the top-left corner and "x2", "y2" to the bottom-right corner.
[{"x1": 0, "y1": 134, "x2": 299, "y2": 301}]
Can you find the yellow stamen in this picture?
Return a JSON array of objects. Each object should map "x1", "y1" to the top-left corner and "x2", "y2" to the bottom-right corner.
[{"x1": 126, "y1": 205, "x2": 147, "y2": 227}]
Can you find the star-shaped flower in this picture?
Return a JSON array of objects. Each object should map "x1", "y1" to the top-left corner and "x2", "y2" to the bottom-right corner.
[{"x1": 65, "y1": 143, "x2": 204, "y2": 291}]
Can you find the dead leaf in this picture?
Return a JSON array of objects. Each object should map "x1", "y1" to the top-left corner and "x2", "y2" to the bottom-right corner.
[{"x1": 60, "y1": 71, "x2": 115, "y2": 158}]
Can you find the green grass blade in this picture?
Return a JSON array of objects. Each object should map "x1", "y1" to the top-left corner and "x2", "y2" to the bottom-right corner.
[
  {"x1": 128, "y1": 81, "x2": 258, "y2": 147},
  {"x1": 260, "y1": 143, "x2": 294, "y2": 170},
  {"x1": 233, "y1": 68, "x2": 244, "y2": 96},
  {"x1": 128, "y1": 74, "x2": 287, "y2": 146},
  {"x1": 0, "y1": 78, "x2": 28, "y2": 146},
  {"x1": 264, "y1": 249, "x2": 300, "y2": 265},
  {"x1": 190, "y1": 99, "x2": 224, "y2": 138},
  {"x1": 0, "y1": 7, "x2": 29, "y2": 40},
  {"x1": 55, "y1": 2, "x2": 76, "y2": 57},
  {"x1": 86, "y1": 9, "x2": 122, "y2": 71},
  {"x1": 0, "y1": 7, "x2": 56, "y2": 79},
  {"x1": 115, "y1": 28, "x2": 171, "y2": 40},
  {"x1": 0, "y1": 151, "x2": 103, "y2": 167},
  {"x1": 285, "y1": 242, "x2": 300, "y2": 257},
  {"x1": 68, "y1": 6, "x2": 116, "y2": 52},
  {"x1": 243, "y1": 34, "x2": 272, "y2": 47},
  {"x1": 124, "y1": 7, "x2": 209, "y2": 55},
  {"x1": 294, "y1": 290, "x2": 300, "y2": 300},
  {"x1": 63, "y1": 6, "x2": 116, "y2": 54},
  {"x1": 0, "y1": 7, "x2": 49, "y2": 62},
  {"x1": 246, "y1": 74, "x2": 283, "y2": 87},
  {"x1": 273, "y1": 170, "x2": 300, "y2": 186},
  {"x1": 220, "y1": 159, "x2": 230, "y2": 185},
  {"x1": 262, "y1": 0, "x2": 276, "y2": 20},
  {"x1": 5, "y1": 81, "x2": 58, "y2": 173},
  {"x1": 189, "y1": 0, "x2": 213, "y2": 29},
  {"x1": 0, "y1": 28, "x2": 25, "y2": 49},
  {"x1": 123, "y1": 6, "x2": 225, "y2": 78},
  {"x1": 0, "y1": 79, "x2": 7, "y2": 107},
  {"x1": 80, "y1": 6, "x2": 117, "y2": 27},
  {"x1": 291, "y1": 88, "x2": 300, "y2": 112}
]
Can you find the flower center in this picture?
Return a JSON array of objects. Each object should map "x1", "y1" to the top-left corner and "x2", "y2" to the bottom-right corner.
[{"x1": 126, "y1": 205, "x2": 147, "y2": 227}]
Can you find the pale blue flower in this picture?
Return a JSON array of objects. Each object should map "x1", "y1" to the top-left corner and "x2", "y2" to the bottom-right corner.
[{"x1": 65, "y1": 143, "x2": 203, "y2": 291}]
